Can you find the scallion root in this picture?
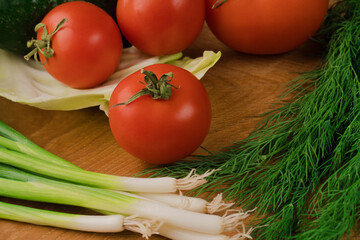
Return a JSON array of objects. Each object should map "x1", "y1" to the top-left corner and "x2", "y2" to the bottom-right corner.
[
  {"x1": 222, "y1": 209, "x2": 255, "y2": 232},
  {"x1": 175, "y1": 169, "x2": 218, "y2": 191},
  {"x1": 123, "y1": 215, "x2": 163, "y2": 239},
  {"x1": 229, "y1": 223, "x2": 254, "y2": 240},
  {"x1": 207, "y1": 193, "x2": 234, "y2": 214}
]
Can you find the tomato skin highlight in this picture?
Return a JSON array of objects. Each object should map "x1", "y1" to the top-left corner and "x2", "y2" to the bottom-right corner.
[
  {"x1": 206, "y1": 0, "x2": 330, "y2": 55},
  {"x1": 109, "y1": 64, "x2": 212, "y2": 165},
  {"x1": 38, "y1": 1, "x2": 123, "y2": 89},
  {"x1": 116, "y1": 0, "x2": 205, "y2": 56}
]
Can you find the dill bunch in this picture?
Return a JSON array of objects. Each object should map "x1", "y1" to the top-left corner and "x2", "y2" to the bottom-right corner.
[
  {"x1": 143, "y1": 0, "x2": 360, "y2": 239},
  {"x1": 296, "y1": 113, "x2": 360, "y2": 239}
]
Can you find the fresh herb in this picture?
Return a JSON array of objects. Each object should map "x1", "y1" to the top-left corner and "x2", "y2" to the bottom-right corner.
[
  {"x1": 0, "y1": 200, "x2": 156, "y2": 236},
  {"x1": 142, "y1": 0, "x2": 360, "y2": 239},
  {"x1": 0, "y1": 120, "x2": 253, "y2": 239},
  {"x1": 297, "y1": 114, "x2": 360, "y2": 239}
]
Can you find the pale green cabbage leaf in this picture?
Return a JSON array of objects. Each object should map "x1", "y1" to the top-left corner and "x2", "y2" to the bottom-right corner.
[{"x1": 0, "y1": 48, "x2": 221, "y2": 115}]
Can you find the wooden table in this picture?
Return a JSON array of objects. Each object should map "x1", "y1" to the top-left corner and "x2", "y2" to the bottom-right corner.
[{"x1": 0, "y1": 23, "x2": 323, "y2": 240}]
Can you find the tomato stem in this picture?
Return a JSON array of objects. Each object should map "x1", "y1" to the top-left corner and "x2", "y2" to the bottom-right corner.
[
  {"x1": 111, "y1": 69, "x2": 179, "y2": 108},
  {"x1": 212, "y1": 0, "x2": 227, "y2": 9},
  {"x1": 24, "y1": 18, "x2": 68, "y2": 64}
]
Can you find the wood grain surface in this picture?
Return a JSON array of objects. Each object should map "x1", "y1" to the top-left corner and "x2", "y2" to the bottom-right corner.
[{"x1": 0, "y1": 22, "x2": 325, "y2": 240}]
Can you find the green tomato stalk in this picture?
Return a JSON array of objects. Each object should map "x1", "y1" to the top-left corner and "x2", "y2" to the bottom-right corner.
[
  {"x1": 212, "y1": 0, "x2": 227, "y2": 9},
  {"x1": 24, "y1": 18, "x2": 68, "y2": 65},
  {"x1": 111, "y1": 69, "x2": 179, "y2": 107}
]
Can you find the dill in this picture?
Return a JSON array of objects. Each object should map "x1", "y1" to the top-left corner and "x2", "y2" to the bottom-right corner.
[
  {"x1": 142, "y1": 0, "x2": 360, "y2": 239},
  {"x1": 296, "y1": 113, "x2": 360, "y2": 239}
]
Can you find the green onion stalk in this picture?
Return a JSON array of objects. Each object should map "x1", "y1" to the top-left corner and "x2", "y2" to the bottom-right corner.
[
  {"x1": 0, "y1": 120, "x2": 254, "y2": 239},
  {"x1": 0, "y1": 200, "x2": 158, "y2": 236},
  {"x1": 0, "y1": 119, "x2": 219, "y2": 194},
  {"x1": 0, "y1": 164, "x2": 249, "y2": 238},
  {"x1": 141, "y1": 0, "x2": 360, "y2": 239},
  {"x1": 0, "y1": 121, "x2": 234, "y2": 215}
]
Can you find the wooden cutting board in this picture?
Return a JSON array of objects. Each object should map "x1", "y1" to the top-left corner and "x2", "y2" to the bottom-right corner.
[{"x1": 0, "y1": 22, "x2": 324, "y2": 240}]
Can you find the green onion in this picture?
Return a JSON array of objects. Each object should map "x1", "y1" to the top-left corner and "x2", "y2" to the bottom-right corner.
[
  {"x1": 0, "y1": 164, "x2": 246, "y2": 235},
  {"x1": 0, "y1": 200, "x2": 161, "y2": 237},
  {"x1": 0, "y1": 200, "x2": 124, "y2": 232},
  {"x1": 0, "y1": 120, "x2": 215, "y2": 193},
  {"x1": 0, "y1": 121, "x2": 78, "y2": 168},
  {"x1": 0, "y1": 143, "x2": 214, "y2": 193},
  {"x1": 0, "y1": 121, "x2": 231, "y2": 214},
  {"x1": 0, "y1": 120, "x2": 253, "y2": 238},
  {"x1": 137, "y1": 192, "x2": 233, "y2": 214}
]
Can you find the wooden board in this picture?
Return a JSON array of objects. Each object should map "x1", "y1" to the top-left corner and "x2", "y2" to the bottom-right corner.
[{"x1": 0, "y1": 22, "x2": 324, "y2": 240}]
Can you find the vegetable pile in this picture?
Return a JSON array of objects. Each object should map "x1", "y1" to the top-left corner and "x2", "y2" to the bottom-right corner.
[
  {"x1": 142, "y1": 0, "x2": 360, "y2": 239},
  {"x1": 21, "y1": 0, "x2": 210, "y2": 89},
  {"x1": 0, "y1": 120, "x2": 254, "y2": 239},
  {"x1": 0, "y1": 0, "x2": 342, "y2": 239}
]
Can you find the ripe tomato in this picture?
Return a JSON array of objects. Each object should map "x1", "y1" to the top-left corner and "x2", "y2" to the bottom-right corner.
[
  {"x1": 116, "y1": 0, "x2": 205, "y2": 56},
  {"x1": 37, "y1": 1, "x2": 122, "y2": 89},
  {"x1": 108, "y1": 64, "x2": 211, "y2": 164},
  {"x1": 206, "y1": 0, "x2": 330, "y2": 55}
]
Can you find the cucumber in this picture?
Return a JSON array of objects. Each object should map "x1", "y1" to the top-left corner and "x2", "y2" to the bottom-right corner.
[{"x1": 0, "y1": 0, "x2": 130, "y2": 55}]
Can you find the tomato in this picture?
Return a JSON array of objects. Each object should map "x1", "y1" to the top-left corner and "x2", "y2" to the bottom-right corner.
[
  {"x1": 36, "y1": 1, "x2": 122, "y2": 89},
  {"x1": 108, "y1": 64, "x2": 211, "y2": 164},
  {"x1": 206, "y1": 0, "x2": 330, "y2": 55},
  {"x1": 116, "y1": 0, "x2": 205, "y2": 56}
]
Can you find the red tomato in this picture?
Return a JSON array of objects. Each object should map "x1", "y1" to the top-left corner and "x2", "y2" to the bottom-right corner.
[
  {"x1": 108, "y1": 64, "x2": 211, "y2": 164},
  {"x1": 116, "y1": 0, "x2": 205, "y2": 56},
  {"x1": 37, "y1": 1, "x2": 123, "y2": 89},
  {"x1": 206, "y1": 0, "x2": 330, "y2": 55}
]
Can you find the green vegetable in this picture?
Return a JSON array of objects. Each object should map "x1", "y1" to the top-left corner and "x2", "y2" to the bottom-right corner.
[
  {"x1": 0, "y1": 164, "x2": 246, "y2": 236},
  {"x1": 0, "y1": 200, "x2": 156, "y2": 234},
  {"x1": 296, "y1": 115, "x2": 360, "y2": 239},
  {"x1": 0, "y1": 49, "x2": 221, "y2": 114},
  {"x1": 0, "y1": 120, "x2": 253, "y2": 239},
  {"x1": 0, "y1": 120, "x2": 79, "y2": 168},
  {"x1": 0, "y1": 0, "x2": 131, "y2": 55},
  {"x1": 141, "y1": 0, "x2": 360, "y2": 239},
  {"x1": 136, "y1": 192, "x2": 233, "y2": 214},
  {"x1": 0, "y1": 146, "x2": 218, "y2": 193},
  {"x1": 0, "y1": 119, "x2": 232, "y2": 214},
  {"x1": 0, "y1": 120, "x2": 217, "y2": 193}
]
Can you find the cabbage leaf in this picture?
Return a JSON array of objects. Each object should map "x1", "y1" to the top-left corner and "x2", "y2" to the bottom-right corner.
[{"x1": 0, "y1": 48, "x2": 221, "y2": 115}]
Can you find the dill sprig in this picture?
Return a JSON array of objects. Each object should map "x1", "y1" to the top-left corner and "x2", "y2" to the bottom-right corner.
[
  {"x1": 296, "y1": 114, "x2": 360, "y2": 240},
  {"x1": 142, "y1": 0, "x2": 360, "y2": 239}
]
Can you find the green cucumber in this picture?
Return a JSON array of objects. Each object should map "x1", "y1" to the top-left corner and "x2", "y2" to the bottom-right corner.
[{"x1": 0, "y1": 0, "x2": 130, "y2": 55}]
